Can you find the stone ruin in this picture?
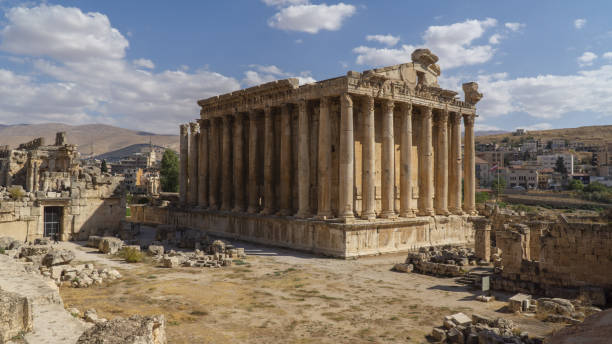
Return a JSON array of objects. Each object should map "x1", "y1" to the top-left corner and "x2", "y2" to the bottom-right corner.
[
  {"x1": 481, "y1": 206, "x2": 612, "y2": 307},
  {"x1": 0, "y1": 132, "x2": 126, "y2": 242},
  {"x1": 394, "y1": 245, "x2": 481, "y2": 277}
]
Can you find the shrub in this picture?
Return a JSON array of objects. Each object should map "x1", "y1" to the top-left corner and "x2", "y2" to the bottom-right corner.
[
  {"x1": 7, "y1": 186, "x2": 25, "y2": 200},
  {"x1": 475, "y1": 191, "x2": 491, "y2": 204},
  {"x1": 118, "y1": 247, "x2": 143, "y2": 263},
  {"x1": 0, "y1": 248, "x2": 5, "y2": 255}
]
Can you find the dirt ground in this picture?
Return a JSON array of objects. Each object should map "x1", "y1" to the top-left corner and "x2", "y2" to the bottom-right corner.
[{"x1": 60, "y1": 242, "x2": 561, "y2": 344}]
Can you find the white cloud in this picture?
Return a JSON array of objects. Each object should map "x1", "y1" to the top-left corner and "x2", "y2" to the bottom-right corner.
[
  {"x1": 262, "y1": 0, "x2": 309, "y2": 7},
  {"x1": 0, "y1": 5, "x2": 129, "y2": 61},
  {"x1": 520, "y1": 123, "x2": 553, "y2": 131},
  {"x1": 242, "y1": 65, "x2": 315, "y2": 86},
  {"x1": 489, "y1": 34, "x2": 502, "y2": 44},
  {"x1": 267, "y1": 3, "x2": 356, "y2": 34},
  {"x1": 353, "y1": 18, "x2": 498, "y2": 69},
  {"x1": 475, "y1": 123, "x2": 502, "y2": 131},
  {"x1": 574, "y1": 18, "x2": 586, "y2": 29},
  {"x1": 365, "y1": 34, "x2": 400, "y2": 47},
  {"x1": 0, "y1": 4, "x2": 240, "y2": 133},
  {"x1": 475, "y1": 65, "x2": 612, "y2": 121},
  {"x1": 133, "y1": 58, "x2": 155, "y2": 69},
  {"x1": 577, "y1": 51, "x2": 597, "y2": 67},
  {"x1": 602, "y1": 52, "x2": 612, "y2": 60},
  {"x1": 504, "y1": 22, "x2": 525, "y2": 32}
]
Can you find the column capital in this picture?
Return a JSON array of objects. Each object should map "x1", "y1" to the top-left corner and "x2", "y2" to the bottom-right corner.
[
  {"x1": 363, "y1": 95, "x2": 374, "y2": 111},
  {"x1": 382, "y1": 99, "x2": 395, "y2": 112},
  {"x1": 463, "y1": 114, "x2": 476, "y2": 126},
  {"x1": 341, "y1": 93, "x2": 353, "y2": 108},
  {"x1": 320, "y1": 96, "x2": 330, "y2": 107},
  {"x1": 433, "y1": 109, "x2": 448, "y2": 125},
  {"x1": 264, "y1": 104, "x2": 272, "y2": 116},
  {"x1": 189, "y1": 122, "x2": 200, "y2": 134},
  {"x1": 421, "y1": 105, "x2": 433, "y2": 119},
  {"x1": 398, "y1": 101, "x2": 412, "y2": 112},
  {"x1": 449, "y1": 111, "x2": 462, "y2": 124},
  {"x1": 222, "y1": 115, "x2": 232, "y2": 124},
  {"x1": 180, "y1": 124, "x2": 189, "y2": 135}
]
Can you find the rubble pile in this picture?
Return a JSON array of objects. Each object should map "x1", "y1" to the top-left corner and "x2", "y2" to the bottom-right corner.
[
  {"x1": 0, "y1": 235, "x2": 122, "y2": 288},
  {"x1": 430, "y1": 312, "x2": 544, "y2": 344},
  {"x1": 76, "y1": 312, "x2": 167, "y2": 344},
  {"x1": 156, "y1": 239, "x2": 247, "y2": 268},
  {"x1": 395, "y1": 246, "x2": 480, "y2": 277}
]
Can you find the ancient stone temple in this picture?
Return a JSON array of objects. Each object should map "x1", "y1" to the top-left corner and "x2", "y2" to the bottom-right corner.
[{"x1": 135, "y1": 49, "x2": 483, "y2": 257}]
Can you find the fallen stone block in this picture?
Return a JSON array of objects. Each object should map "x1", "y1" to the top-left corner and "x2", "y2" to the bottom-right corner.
[
  {"x1": 87, "y1": 236, "x2": 102, "y2": 248},
  {"x1": 20, "y1": 244, "x2": 51, "y2": 257},
  {"x1": 99, "y1": 237, "x2": 124, "y2": 254},
  {"x1": 162, "y1": 257, "x2": 180, "y2": 268},
  {"x1": 449, "y1": 312, "x2": 472, "y2": 326},
  {"x1": 431, "y1": 327, "x2": 446, "y2": 342},
  {"x1": 42, "y1": 249, "x2": 75, "y2": 266},
  {"x1": 147, "y1": 245, "x2": 164, "y2": 256},
  {"x1": 77, "y1": 315, "x2": 166, "y2": 344},
  {"x1": 509, "y1": 293, "x2": 531, "y2": 313},
  {"x1": 0, "y1": 289, "x2": 33, "y2": 343},
  {"x1": 393, "y1": 263, "x2": 413, "y2": 273}
]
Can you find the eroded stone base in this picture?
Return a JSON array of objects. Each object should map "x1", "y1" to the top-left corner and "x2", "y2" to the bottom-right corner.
[{"x1": 130, "y1": 205, "x2": 475, "y2": 258}]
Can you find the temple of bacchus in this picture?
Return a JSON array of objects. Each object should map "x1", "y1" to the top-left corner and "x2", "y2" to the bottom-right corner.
[{"x1": 134, "y1": 49, "x2": 483, "y2": 257}]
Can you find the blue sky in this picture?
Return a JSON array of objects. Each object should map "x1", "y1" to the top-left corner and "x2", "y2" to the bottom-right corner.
[{"x1": 0, "y1": 0, "x2": 611, "y2": 134}]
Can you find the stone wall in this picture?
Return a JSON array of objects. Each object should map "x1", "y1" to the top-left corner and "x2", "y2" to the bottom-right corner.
[
  {"x1": 493, "y1": 216, "x2": 612, "y2": 305},
  {"x1": 129, "y1": 205, "x2": 474, "y2": 258}
]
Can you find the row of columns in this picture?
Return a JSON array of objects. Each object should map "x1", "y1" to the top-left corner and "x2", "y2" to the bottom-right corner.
[{"x1": 180, "y1": 93, "x2": 476, "y2": 219}]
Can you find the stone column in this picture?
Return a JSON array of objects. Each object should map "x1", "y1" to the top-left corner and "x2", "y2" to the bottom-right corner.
[
  {"x1": 380, "y1": 99, "x2": 396, "y2": 219},
  {"x1": 33, "y1": 161, "x2": 40, "y2": 192},
  {"x1": 198, "y1": 120, "x2": 209, "y2": 208},
  {"x1": 434, "y1": 110, "x2": 449, "y2": 215},
  {"x1": 316, "y1": 97, "x2": 332, "y2": 219},
  {"x1": 261, "y1": 105, "x2": 275, "y2": 215},
  {"x1": 247, "y1": 111, "x2": 260, "y2": 213},
  {"x1": 208, "y1": 119, "x2": 219, "y2": 210},
  {"x1": 188, "y1": 122, "x2": 199, "y2": 206},
  {"x1": 221, "y1": 116, "x2": 232, "y2": 211},
  {"x1": 474, "y1": 218, "x2": 491, "y2": 262},
  {"x1": 232, "y1": 114, "x2": 245, "y2": 212},
  {"x1": 279, "y1": 104, "x2": 293, "y2": 216},
  {"x1": 399, "y1": 102, "x2": 414, "y2": 217},
  {"x1": 448, "y1": 112, "x2": 463, "y2": 214},
  {"x1": 418, "y1": 107, "x2": 434, "y2": 216},
  {"x1": 339, "y1": 93, "x2": 355, "y2": 221},
  {"x1": 361, "y1": 96, "x2": 376, "y2": 220},
  {"x1": 296, "y1": 100, "x2": 310, "y2": 218},
  {"x1": 463, "y1": 114, "x2": 476, "y2": 214},
  {"x1": 179, "y1": 124, "x2": 189, "y2": 205}
]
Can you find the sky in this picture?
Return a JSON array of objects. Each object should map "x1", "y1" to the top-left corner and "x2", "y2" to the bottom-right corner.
[{"x1": 0, "y1": 0, "x2": 611, "y2": 134}]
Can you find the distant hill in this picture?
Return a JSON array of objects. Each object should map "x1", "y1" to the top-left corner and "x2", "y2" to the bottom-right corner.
[
  {"x1": 476, "y1": 125, "x2": 612, "y2": 146},
  {"x1": 94, "y1": 143, "x2": 171, "y2": 162},
  {"x1": 0, "y1": 123, "x2": 179, "y2": 156},
  {"x1": 475, "y1": 130, "x2": 509, "y2": 137}
]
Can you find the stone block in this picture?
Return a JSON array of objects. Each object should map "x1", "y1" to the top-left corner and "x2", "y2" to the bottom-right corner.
[
  {"x1": 0, "y1": 289, "x2": 33, "y2": 343},
  {"x1": 431, "y1": 327, "x2": 446, "y2": 342},
  {"x1": 77, "y1": 315, "x2": 166, "y2": 344},
  {"x1": 147, "y1": 245, "x2": 164, "y2": 256},
  {"x1": 393, "y1": 263, "x2": 413, "y2": 272},
  {"x1": 42, "y1": 249, "x2": 75, "y2": 266},
  {"x1": 87, "y1": 236, "x2": 102, "y2": 248},
  {"x1": 509, "y1": 293, "x2": 531, "y2": 313},
  {"x1": 449, "y1": 312, "x2": 471, "y2": 326},
  {"x1": 98, "y1": 237, "x2": 124, "y2": 254}
]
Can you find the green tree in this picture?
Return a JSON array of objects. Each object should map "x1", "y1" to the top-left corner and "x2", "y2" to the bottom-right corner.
[
  {"x1": 101, "y1": 159, "x2": 108, "y2": 173},
  {"x1": 160, "y1": 149, "x2": 179, "y2": 192},
  {"x1": 554, "y1": 156, "x2": 568, "y2": 175},
  {"x1": 491, "y1": 177, "x2": 507, "y2": 197},
  {"x1": 568, "y1": 179, "x2": 584, "y2": 191}
]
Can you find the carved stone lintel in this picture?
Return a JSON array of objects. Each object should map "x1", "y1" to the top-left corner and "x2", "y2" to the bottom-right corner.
[{"x1": 462, "y1": 82, "x2": 483, "y2": 105}]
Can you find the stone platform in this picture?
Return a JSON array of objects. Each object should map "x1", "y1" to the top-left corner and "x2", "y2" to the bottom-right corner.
[{"x1": 130, "y1": 205, "x2": 475, "y2": 258}]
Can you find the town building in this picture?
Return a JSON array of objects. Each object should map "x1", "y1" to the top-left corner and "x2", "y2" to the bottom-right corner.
[{"x1": 537, "y1": 153, "x2": 574, "y2": 173}]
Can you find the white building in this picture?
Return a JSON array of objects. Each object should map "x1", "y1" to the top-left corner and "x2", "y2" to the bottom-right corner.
[{"x1": 537, "y1": 154, "x2": 574, "y2": 173}]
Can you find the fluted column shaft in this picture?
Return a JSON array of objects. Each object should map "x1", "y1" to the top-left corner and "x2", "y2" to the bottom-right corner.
[
  {"x1": 188, "y1": 122, "x2": 199, "y2": 206},
  {"x1": 198, "y1": 120, "x2": 209, "y2": 208},
  {"x1": 361, "y1": 96, "x2": 376, "y2": 220},
  {"x1": 434, "y1": 110, "x2": 449, "y2": 215},
  {"x1": 463, "y1": 114, "x2": 476, "y2": 214},
  {"x1": 339, "y1": 93, "x2": 355, "y2": 220},
  {"x1": 279, "y1": 104, "x2": 293, "y2": 216},
  {"x1": 381, "y1": 99, "x2": 396, "y2": 218},
  {"x1": 179, "y1": 124, "x2": 189, "y2": 204},
  {"x1": 418, "y1": 107, "x2": 434, "y2": 216},
  {"x1": 208, "y1": 119, "x2": 219, "y2": 209},
  {"x1": 399, "y1": 102, "x2": 414, "y2": 217},
  {"x1": 233, "y1": 114, "x2": 245, "y2": 212},
  {"x1": 261, "y1": 106, "x2": 275, "y2": 215},
  {"x1": 449, "y1": 113, "x2": 463, "y2": 214},
  {"x1": 221, "y1": 116, "x2": 232, "y2": 211},
  {"x1": 247, "y1": 111, "x2": 259, "y2": 213},
  {"x1": 296, "y1": 100, "x2": 310, "y2": 218},
  {"x1": 316, "y1": 98, "x2": 332, "y2": 219}
]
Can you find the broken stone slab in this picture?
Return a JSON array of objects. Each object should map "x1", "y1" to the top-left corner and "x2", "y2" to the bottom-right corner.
[
  {"x1": 0, "y1": 288, "x2": 33, "y2": 343},
  {"x1": 431, "y1": 327, "x2": 446, "y2": 342},
  {"x1": 77, "y1": 315, "x2": 166, "y2": 344},
  {"x1": 509, "y1": 293, "x2": 531, "y2": 313},
  {"x1": 393, "y1": 263, "x2": 413, "y2": 273},
  {"x1": 33, "y1": 238, "x2": 51, "y2": 245},
  {"x1": 87, "y1": 236, "x2": 102, "y2": 248},
  {"x1": 162, "y1": 257, "x2": 180, "y2": 268},
  {"x1": 449, "y1": 312, "x2": 472, "y2": 326},
  {"x1": 42, "y1": 249, "x2": 75, "y2": 267},
  {"x1": 98, "y1": 237, "x2": 124, "y2": 254},
  {"x1": 538, "y1": 298, "x2": 575, "y2": 317},
  {"x1": 20, "y1": 244, "x2": 51, "y2": 257},
  {"x1": 147, "y1": 245, "x2": 164, "y2": 256}
]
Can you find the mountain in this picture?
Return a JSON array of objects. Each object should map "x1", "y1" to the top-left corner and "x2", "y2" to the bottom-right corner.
[
  {"x1": 475, "y1": 130, "x2": 509, "y2": 137},
  {"x1": 94, "y1": 143, "x2": 169, "y2": 162},
  {"x1": 475, "y1": 125, "x2": 612, "y2": 146},
  {"x1": 0, "y1": 123, "x2": 178, "y2": 156}
]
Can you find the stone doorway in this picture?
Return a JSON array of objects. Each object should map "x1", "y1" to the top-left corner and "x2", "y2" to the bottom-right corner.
[{"x1": 44, "y1": 206, "x2": 62, "y2": 238}]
